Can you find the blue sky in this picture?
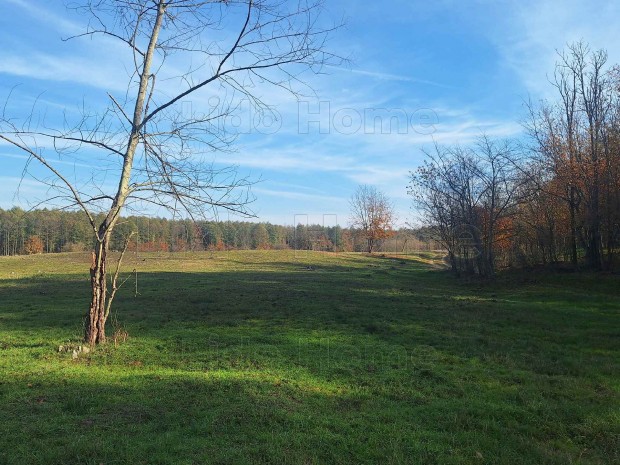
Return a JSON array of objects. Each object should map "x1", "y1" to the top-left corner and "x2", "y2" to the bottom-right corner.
[{"x1": 1, "y1": 0, "x2": 619, "y2": 226}]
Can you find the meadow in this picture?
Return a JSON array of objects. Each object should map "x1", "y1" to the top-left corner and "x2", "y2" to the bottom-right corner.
[{"x1": 0, "y1": 250, "x2": 618, "y2": 465}]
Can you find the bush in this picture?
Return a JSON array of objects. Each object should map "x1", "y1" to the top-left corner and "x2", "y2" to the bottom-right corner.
[{"x1": 24, "y1": 236, "x2": 44, "y2": 254}]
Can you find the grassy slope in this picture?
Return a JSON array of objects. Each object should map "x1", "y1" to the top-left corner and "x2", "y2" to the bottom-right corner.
[{"x1": 0, "y1": 250, "x2": 618, "y2": 465}]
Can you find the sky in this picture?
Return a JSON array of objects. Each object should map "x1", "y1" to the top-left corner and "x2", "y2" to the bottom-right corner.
[{"x1": 1, "y1": 0, "x2": 619, "y2": 227}]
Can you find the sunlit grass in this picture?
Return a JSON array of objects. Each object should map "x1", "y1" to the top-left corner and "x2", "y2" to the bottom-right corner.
[{"x1": 0, "y1": 250, "x2": 618, "y2": 464}]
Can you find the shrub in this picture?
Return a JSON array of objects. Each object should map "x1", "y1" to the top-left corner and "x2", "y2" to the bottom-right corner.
[{"x1": 24, "y1": 235, "x2": 44, "y2": 254}]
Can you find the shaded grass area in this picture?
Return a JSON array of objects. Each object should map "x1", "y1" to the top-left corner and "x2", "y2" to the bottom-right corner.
[{"x1": 0, "y1": 250, "x2": 618, "y2": 464}]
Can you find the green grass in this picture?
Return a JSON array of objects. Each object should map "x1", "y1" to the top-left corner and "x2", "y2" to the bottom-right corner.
[{"x1": 0, "y1": 250, "x2": 618, "y2": 465}]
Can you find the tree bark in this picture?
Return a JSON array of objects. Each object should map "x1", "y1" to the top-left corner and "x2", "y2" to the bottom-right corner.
[{"x1": 85, "y1": 238, "x2": 109, "y2": 345}]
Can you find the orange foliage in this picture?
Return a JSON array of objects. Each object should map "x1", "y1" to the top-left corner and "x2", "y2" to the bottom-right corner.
[{"x1": 24, "y1": 235, "x2": 44, "y2": 254}]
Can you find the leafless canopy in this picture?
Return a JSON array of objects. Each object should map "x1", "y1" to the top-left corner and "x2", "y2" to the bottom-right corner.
[{"x1": 409, "y1": 136, "x2": 528, "y2": 276}]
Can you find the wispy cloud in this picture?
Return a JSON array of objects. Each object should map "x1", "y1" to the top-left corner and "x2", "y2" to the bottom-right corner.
[
  {"x1": 333, "y1": 66, "x2": 454, "y2": 89},
  {"x1": 0, "y1": 175, "x2": 51, "y2": 209},
  {"x1": 5, "y1": 0, "x2": 83, "y2": 35},
  {"x1": 252, "y1": 187, "x2": 345, "y2": 204},
  {"x1": 485, "y1": 0, "x2": 620, "y2": 97},
  {"x1": 221, "y1": 110, "x2": 521, "y2": 191},
  {"x1": 0, "y1": 152, "x2": 97, "y2": 170},
  {"x1": 0, "y1": 51, "x2": 131, "y2": 92}
]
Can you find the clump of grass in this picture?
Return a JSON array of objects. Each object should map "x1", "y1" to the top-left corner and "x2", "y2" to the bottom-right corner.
[{"x1": 110, "y1": 314, "x2": 129, "y2": 347}]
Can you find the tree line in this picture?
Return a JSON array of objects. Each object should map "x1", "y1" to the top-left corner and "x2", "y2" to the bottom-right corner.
[
  {"x1": 410, "y1": 43, "x2": 620, "y2": 275},
  {"x1": 0, "y1": 207, "x2": 433, "y2": 256}
]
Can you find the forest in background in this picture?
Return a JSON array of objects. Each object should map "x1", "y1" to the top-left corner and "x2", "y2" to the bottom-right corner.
[{"x1": 0, "y1": 207, "x2": 435, "y2": 256}]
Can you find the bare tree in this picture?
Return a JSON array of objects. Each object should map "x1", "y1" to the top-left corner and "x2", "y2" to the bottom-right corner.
[
  {"x1": 349, "y1": 185, "x2": 395, "y2": 253},
  {"x1": 409, "y1": 138, "x2": 526, "y2": 276},
  {"x1": 409, "y1": 143, "x2": 484, "y2": 274},
  {"x1": 0, "y1": 0, "x2": 342, "y2": 345}
]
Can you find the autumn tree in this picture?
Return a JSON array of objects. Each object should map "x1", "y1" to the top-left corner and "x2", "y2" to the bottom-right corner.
[
  {"x1": 1, "y1": 0, "x2": 342, "y2": 345},
  {"x1": 526, "y1": 42, "x2": 620, "y2": 270},
  {"x1": 349, "y1": 185, "x2": 395, "y2": 253},
  {"x1": 24, "y1": 235, "x2": 44, "y2": 255}
]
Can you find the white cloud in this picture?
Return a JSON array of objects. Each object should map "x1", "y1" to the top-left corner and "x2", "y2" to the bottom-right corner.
[
  {"x1": 326, "y1": 65, "x2": 454, "y2": 89},
  {"x1": 486, "y1": 0, "x2": 620, "y2": 97},
  {"x1": 0, "y1": 51, "x2": 131, "y2": 93},
  {"x1": 217, "y1": 109, "x2": 521, "y2": 196},
  {"x1": 5, "y1": 0, "x2": 83, "y2": 35},
  {"x1": 0, "y1": 176, "x2": 50, "y2": 209},
  {"x1": 252, "y1": 187, "x2": 345, "y2": 204},
  {"x1": 0, "y1": 152, "x2": 97, "y2": 170}
]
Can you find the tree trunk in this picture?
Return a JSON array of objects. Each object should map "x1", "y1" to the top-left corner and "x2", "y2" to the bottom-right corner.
[
  {"x1": 85, "y1": 238, "x2": 109, "y2": 345},
  {"x1": 82, "y1": 3, "x2": 167, "y2": 347},
  {"x1": 448, "y1": 250, "x2": 458, "y2": 275},
  {"x1": 486, "y1": 219, "x2": 495, "y2": 277},
  {"x1": 587, "y1": 172, "x2": 603, "y2": 270},
  {"x1": 569, "y1": 187, "x2": 578, "y2": 269}
]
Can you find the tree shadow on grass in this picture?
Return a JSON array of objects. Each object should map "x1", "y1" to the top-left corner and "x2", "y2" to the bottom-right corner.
[
  {"x1": 0, "y1": 265, "x2": 618, "y2": 376},
  {"x1": 0, "y1": 261, "x2": 619, "y2": 464},
  {"x1": 1, "y1": 366, "x2": 616, "y2": 465}
]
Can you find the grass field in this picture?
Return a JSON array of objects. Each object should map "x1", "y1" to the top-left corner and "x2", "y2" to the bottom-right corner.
[{"x1": 0, "y1": 250, "x2": 618, "y2": 465}]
